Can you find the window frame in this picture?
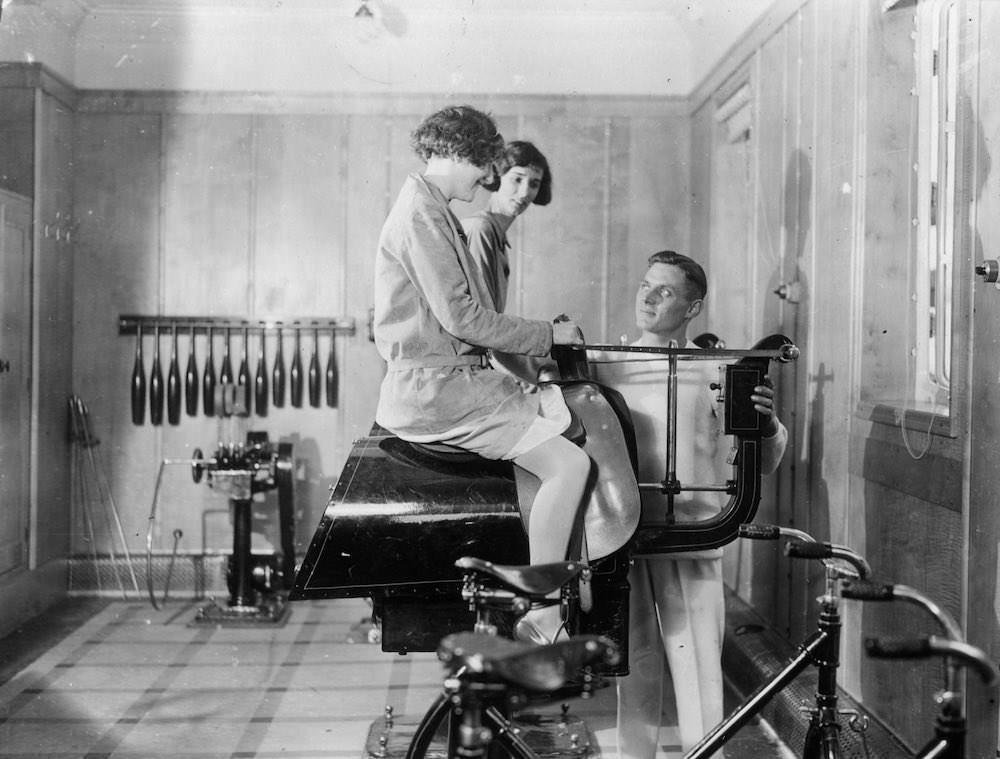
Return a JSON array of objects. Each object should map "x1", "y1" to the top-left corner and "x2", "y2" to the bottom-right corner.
[{"x1": 860, "y1": 0, "x2": 972, "y2": 441}]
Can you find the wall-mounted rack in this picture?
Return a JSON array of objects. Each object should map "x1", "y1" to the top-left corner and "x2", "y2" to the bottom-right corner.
[
  {"x1": 118, "y1": 314, "x2": 356, "y2": 336},
  {"x1": 119, "y1": 314, "x2": 355, "y2": 425}
]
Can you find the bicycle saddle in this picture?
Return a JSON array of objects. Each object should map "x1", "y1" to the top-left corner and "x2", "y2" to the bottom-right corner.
[
  {"x1": 455, "y1": 556, "x2": 585, "y2": 597},
  {"x1": 437, "y1": 631, "x2": 619, "y2": 692}
]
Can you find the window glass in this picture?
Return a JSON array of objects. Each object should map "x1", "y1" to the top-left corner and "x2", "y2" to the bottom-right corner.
[{"x1": 914, "y1": 0, "x2": 957, "y2": 411}]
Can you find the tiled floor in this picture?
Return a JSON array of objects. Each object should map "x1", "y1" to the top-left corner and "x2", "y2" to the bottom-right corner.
[{"x1": 0, "y1": 596, "x2": 792, "y2": 758}]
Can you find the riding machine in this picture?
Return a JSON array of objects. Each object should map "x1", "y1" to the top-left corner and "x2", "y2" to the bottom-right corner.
[{"x1": 289, "y1": 334, "x2": 799, "y2": 756}]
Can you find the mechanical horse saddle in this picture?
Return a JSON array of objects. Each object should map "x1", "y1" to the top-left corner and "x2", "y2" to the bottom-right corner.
[
  {"x1": 289, "y1": 359, "x2": 640, "y2": 660},
  {"x1": 378, "y1": 379, "x2": 641, "y2": 563},
  {"x1": 289, "y1": 335, "x2": 797, "y2": 665}
]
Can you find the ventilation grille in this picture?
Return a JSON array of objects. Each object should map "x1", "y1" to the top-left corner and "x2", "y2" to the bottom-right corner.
[{"x1": 68, "y1": 554, "x2": 228, "y2": 598}]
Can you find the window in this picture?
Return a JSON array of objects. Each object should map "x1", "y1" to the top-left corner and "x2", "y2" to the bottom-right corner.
[
  {"x1": 913, "y1": 0, "x2": 958, "y2": 409},
  {"x1": 862, "y1": 0, "x2": 964, "y2": 442}
]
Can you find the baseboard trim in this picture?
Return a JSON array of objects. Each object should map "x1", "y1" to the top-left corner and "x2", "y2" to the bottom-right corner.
[{"x1": 723, "y1": 590, "x2": 911, "y2": 758}]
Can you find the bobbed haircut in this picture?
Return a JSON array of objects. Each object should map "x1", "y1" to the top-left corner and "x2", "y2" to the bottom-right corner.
[
  {"x1": 646, "y1": 250, "x2": 708, "y2": 301},
  {"x1": 496, "y1": 141, "x2": 553, "y2": 206},
  {"x1": 410, "y1": 105, "x2": 505, "y2": 170}
]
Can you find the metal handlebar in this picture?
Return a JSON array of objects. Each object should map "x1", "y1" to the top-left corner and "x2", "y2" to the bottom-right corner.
[
  {"x1": 738, "y1": 523, "x2": 872, "y2": 580},
  {"x1": 840, "y1": 581, "x2": 963, "y2": 642},
  {"x1": 578, "y1": 343, "x2": 801, "y2": 362},
  {"x1": 784, "y1": 540, "x2": 872, "y2": 581},
  {"x1": 865, "y1": 636, "x2": 999, "y2": 687}
]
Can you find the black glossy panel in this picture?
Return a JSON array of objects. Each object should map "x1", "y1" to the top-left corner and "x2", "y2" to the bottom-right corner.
[{"x1": 290, "y1": 431, "x2": 527, "y2": 601}]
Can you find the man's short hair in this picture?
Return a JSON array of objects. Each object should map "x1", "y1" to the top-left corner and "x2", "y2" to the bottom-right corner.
[{"x1": 646, "y1": 250, "x2": 708, "y2": 301}]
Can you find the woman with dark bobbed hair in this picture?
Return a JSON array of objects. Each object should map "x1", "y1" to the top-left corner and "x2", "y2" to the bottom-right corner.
[
  {"x1": 462, "y1": 140, "x2": 552, "y2": 314},
  {"x1": 373, "y1": 107, "x2": 590, "y2": 645}
]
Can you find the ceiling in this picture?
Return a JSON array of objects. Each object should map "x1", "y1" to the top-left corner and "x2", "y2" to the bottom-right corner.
[{"x1": 0, "y1": 0, "x2": 776, "y2": 96}]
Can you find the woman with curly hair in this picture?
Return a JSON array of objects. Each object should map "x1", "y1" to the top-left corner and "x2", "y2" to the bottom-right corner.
[{"x1": 373, "y1": 105, "x2": 589, "y2": 644}]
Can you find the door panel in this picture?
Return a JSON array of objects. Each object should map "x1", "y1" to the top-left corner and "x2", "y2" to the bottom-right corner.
[{"x1": 0, "y1": 189, "x2": 32, "y2": 576}]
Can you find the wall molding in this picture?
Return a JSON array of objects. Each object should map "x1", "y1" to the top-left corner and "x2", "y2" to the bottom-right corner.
[
  {"x1": 0, "y1": 62, "x2": 78, "y2": 109},
  {"x1": 689, "y1": 0, "x2": 810, "y2": 114},
  {"x1": 72, "y1": 88, "x2": 689, "y2": 117}
]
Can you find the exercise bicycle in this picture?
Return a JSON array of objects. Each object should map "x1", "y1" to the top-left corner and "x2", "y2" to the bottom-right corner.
[
  {"x1": 686, "y1": 523, "x2": 872, "y2": 759},
  {"x1": 842, "y1": 578, "x2": 1000, "y2": 758},
  {"x1": 405, "y1": 557, "x2": 615, "y2": 759}
]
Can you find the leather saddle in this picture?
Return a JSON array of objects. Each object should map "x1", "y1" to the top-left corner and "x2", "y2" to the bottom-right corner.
[{"x1": 380, "y1": 378, "x2": 641, "y2": 562}]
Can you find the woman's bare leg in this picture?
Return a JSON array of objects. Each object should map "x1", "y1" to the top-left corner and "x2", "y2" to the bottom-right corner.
[{"x1": 512, "y1": 435, "x2": 591, "y2": 641}]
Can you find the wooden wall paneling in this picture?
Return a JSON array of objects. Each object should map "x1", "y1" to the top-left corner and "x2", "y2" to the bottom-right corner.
[
  {"x1": 252, "y1": 114, "x2": 341, "y2": 314},
  {"x1": 780, "y1": 3, "x2": 820, "y2": 646},
  {"x1": 748, "y1": 22, "x2": 791, "y2": 633},
  {"x1": 688, "y1": 103, "x2": 713, "y2": 296},
  {"x1": 811, "y1": 0, "x2": 865, "y2": 697},
  {"x1": 388, "y1": 112, "x2": 425, "y2": 197},
  {"x1": 859, "y1": 471, "x2": 963, "y2": 750},
  {"x1": 72, "y1": 113, "x2": 163, "y2": 558},
  {"x1": 859, "y1": 7, "x2": 916, "y2": 404},
  {"x1": 0, "y1": 88, "x2": 33, "y2": 197},
  {"x1": 31, "y1": 90, "x2": 75, "y2": 566},
  {"x1": 340, "y1": 113, "x2": 394, "y2": 450},
  {"x1": 965, "y1": 1, "x2": 1000, "y2": 752},
  {"x1": 0, "y1": 190, "x2": 32, "y2": 576},
  {"x1": 242, "y1": 113, "x2": 348, "y2": 556},
  {"x1": 706, "y1": 110, "x2": 753, "y2": 348},
  {"x1": 618, "y1": 113, "x2": 691, "y2": 341},
  {"x1": 161, "y1": 113, "x2": 254, "y2": 314},
  {"x1": 515, "y1": 116, "x2": 611, "y2": 340},
  {"x1": 755, "y1": 34, "x2": 791, "y2": 341},
  {"x1": 602, "y1": 116, "x2": 632, "y2": 343},
  {"x1": 159, "y1": 113, "x2": 256, "y2": 551}
]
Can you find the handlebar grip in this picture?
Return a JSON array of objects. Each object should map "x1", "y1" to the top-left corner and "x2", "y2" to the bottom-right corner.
[
  {"x1": 866, "y1": 636, "x2": 1000, "y2": 685},
  {"x1": 840, "y1": 579, "x2": 894, "y2": 601},
  {"x1": 784, "y1": 540, "x2": 833, "y2": 560},
  {"x1": 738, "y1": 523, "x2": 781, "y2": 540},
  {"x1": 865, "y1": 636, "x2": 931, "y2": 659}
]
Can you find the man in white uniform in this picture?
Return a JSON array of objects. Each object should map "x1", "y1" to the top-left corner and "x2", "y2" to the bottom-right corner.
[{"x1": 590, "y1": 251, "x2": 788, "y2": 758}]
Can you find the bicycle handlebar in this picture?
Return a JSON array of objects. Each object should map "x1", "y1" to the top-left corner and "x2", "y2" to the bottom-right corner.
[
  {"x1": 866, "y1": 636, "x2": 999, "y2": 687},
  {"x1": 738, "y1": 523, "x2": 812, "y2": 542},
  {"x1": 840, "y1": 581, "x2": 963, "y2": 642},
  {"x1": 784, "y1": 541, "x2": 872, "y2": 580},
  {"x1": 738, "y1": 524, "x2": 871, "y2": 579}
]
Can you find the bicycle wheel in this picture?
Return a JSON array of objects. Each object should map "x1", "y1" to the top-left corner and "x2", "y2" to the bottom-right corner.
[{"x1": 404, "y1": 692, "x2": 451, "y2": 759}]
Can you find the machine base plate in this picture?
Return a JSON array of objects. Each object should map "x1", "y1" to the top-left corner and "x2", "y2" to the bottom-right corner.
[
  {"x1": 362, "y1": 709, "x2": 598, "y2": 758},
  {"x1": 189, "y1": 595, "x2": 290, "y2": 628}
]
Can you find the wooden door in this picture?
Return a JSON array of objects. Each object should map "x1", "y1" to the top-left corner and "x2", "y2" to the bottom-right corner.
[{"x1": 0, "y1": 189, "x2": 32, "y2": 577}]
